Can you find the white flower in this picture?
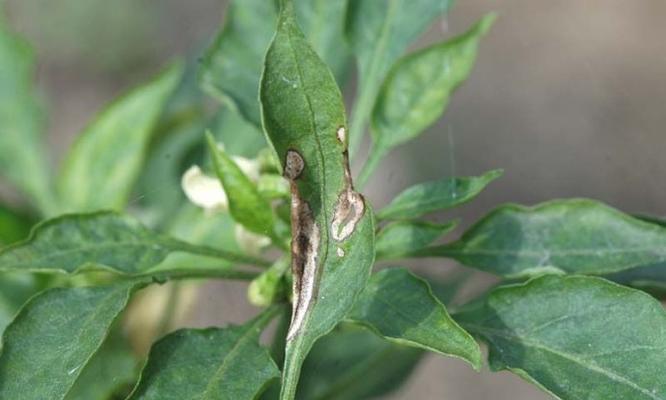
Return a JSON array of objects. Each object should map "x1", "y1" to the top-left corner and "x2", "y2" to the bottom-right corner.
[
  {"x1": 181, "y1": 165, "x2": 228, "y2": 212},
  {"x1": 235, "y1": 224, "x2": 271, "y2": 256}
]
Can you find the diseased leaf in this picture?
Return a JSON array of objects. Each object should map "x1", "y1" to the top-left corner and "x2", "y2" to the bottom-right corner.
[
  {"x1": 348, "y1": 268, "x2": 481, "y2": 369},
  {"x1": 378, "y1": 170, "x2": 502, "y2": 220},
  {"x1": 0, "y1": 283, "x2": 139, "y2": 400},
  {"x1": 346, "y1": 0, "x2": 452, "y2": 154},
  {"x1": 421, "y1": 199, "x2": 666, "y2": 278},
  {"x1": 260, "y1": 1, "x2": 375, "y2": 398},
  {"x1": 0, "y1": 211, "x2": 268, "y2": 275},
  {"x1": 0, "y1": 13, "x2": 55, "y2": 214},
  {"x1": 65, "y1": 330, "x2": 138, "y2": 400},
  {"x1": 58, "y1": 64, "x2": 181, "y2": 212},
  {"x1": 207, "y1": 132, "x2": 276, "y2": 240},
  {"x1": 455, "y1": 275, "x2": 666, "y2": 400},
  {"x1": 0, "y1": 204, "x2": 33, "y2": 245},
  {"x1": 362, "y1": 16, "x2": 493, "y2": 180},
  {"x1": 376, "y1": 220, "x2": 456, "y2": 260},
  {"x1": 295, "y1": 324, "x2": 423, "y2": 400},
  {"x1": 128, "y1": 306, "x2": 281, "y2": 400}
]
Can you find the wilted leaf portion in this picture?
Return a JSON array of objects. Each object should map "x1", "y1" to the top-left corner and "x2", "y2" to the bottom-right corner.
[
  {"x1": 0, "y1": 283, "x2": 139, "y2": 400},
  {"x1": 0, "y1": 211, "x2": 266, "y2": 275},
  {"x1": 378, "y1": 170, "x2": 502, "y2": 220},
  {"x1": 455, "y1": 275, "x2": 666, "y2": 400},
  {"x1": 129, "y1": 307, "x2": 280, "y2": 400},
  {"x1": 348, "y1": 268, "x2": 481, "y2": 369},
  {"x1": 422, "y1": 199, "x2": 666, "y2": 278},
  {"x1": 58, "y1": 64, "x2": 181, "y2": 212},
  {"x1": 260, "y1": 0, "x2": 375, "y2": 398}
]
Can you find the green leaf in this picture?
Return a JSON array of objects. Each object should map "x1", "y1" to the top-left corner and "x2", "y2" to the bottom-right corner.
[
  {"x1": 206, "y1": 132, "x2": 276, "y2": 240},
  {"x1": 0, "y1": 211, "x2": 269, "y2": 275},
  {"x1": 0, "y1": 283, "x2": 139, "y2": 400},
  {"x1": 606, "y1": 263, "x2": 666, "y2": 296},
  {"x1": 128, "y1": 306, "x2": 281, "y2": 400},
  {"x1": 294, "y1": 0, "x2": 351, "y2": 84},
  {"x1": 295, "y1": 324, "x2": 423, "y2": 400},
  {"x1": 360, "y1": 16, "x2": 494, "y2": 182},
  {"x1": 58, "y1": 64, "x2": 182, "y2": 212},
  {"x1": 260, "y1": 1, "x2": 375, "y2": 398},
  {"x1": 346, "y1": 0, "x2": 452, "y2": 155},
  {"x1": 65, "y1": 329, "x2": 138, "y2": 400},
  {"x1": 378, "y1": 170, "x2": 502, "y2": 220},
  {"x1": 423, "y1": 198, "x2": 666, "y2": 278},
  {"x1": 455, "y1": 275, "x2": 666, "y2": 400},
  {"x1": 0, "y1": 273, "x2": 40, "y2": 338},
  {"x1": 199, "y1": 0, "x2": 278, "y2": 127},
  {"x1": 200, "y1": 0, "x2": 351, "y2": 127},
  {"x1": 210, "y1": 107, "x2": 267, "y2": 158},
  {"x1": 348, "y1": 268, "x2": 481, "y2": 369},
  {"x1": 0, "y1": 204, "x2": 33, "y2": 245},
  {"x1": 0, "y1": 13, "x2": 55, "y2": 214},
  {"x1": 376, "y1": 220, "x2": 456, "y2": 260}
]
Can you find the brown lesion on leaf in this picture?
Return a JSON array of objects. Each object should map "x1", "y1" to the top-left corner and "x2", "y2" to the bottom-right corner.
[
  {"x1": 284, "y1": 149, "x2": 320, "y2": 341},
  {"x1": 331, "y1": 138, "x2": 366, "y2": 242}
]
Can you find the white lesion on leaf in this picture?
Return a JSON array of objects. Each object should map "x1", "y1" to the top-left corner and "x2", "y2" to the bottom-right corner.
[{"x1": 331, "y1": 140, "x2": 365, "y2": 242}]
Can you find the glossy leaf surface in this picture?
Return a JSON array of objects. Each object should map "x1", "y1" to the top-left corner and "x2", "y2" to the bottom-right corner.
[
  {"x1": 378, "y1": 170, "x2": 502, "y2": 220},
  {"x1": 58, "y1": 65, "x2": 181, "y2": 212},
  {"x1": 456, "y1": 275, "x2": 666, "y2": 400},
  {"x1": 424, "y1": 199, "x2": 666, "y2": 278},
  {"x1": 0, "y1": 283, "x2": 138, "y2": 400},
  {"x1": 348, "y1": 268, "x2": 481, "y2": 369},
  {"x1": 260, "y1": 1, "x2": 375, "y2": 397}
]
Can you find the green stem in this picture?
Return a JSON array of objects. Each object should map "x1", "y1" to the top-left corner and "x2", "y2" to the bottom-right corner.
[
  {"x1": 136, "y1": 268, "x2": 259, "y2": 282},
  {"x1": 171, "y1": 239, "x2": 273, "y2": 268},
  {"x1": 356, "y1": 145, "x2": 386, "y2": 189},
  {"x1": 280, "y1": 336, "x2": 307, "y2": 400}
]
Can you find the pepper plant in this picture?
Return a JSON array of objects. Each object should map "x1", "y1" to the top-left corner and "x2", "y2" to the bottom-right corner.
[{"x1": 1, "y1": 1, "x2": 665, "y2": 399}]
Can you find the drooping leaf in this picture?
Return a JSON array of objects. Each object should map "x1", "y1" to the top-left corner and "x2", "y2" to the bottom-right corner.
[
  {"x1": 378, "y1": 170, "x2": 502, "y2": 220},
  {"x1": 375, "y1": 220, "x2": 456, "y2": 260},
  {"x1": 295, "y1": 324, "x2": 423, "y2": 400},
  {"x1": 455, "y1": 275, "x2": 666, "y2": 400},
  {"x1": 0, "y1": 283, "x2": 140, "y2": 400},
  {"x1": 128, "y1": 306, "x2": 281, "y2": 400},
  {"x1": 362, "y1": 16, "x2": 493, "y2": 180},
  {"x1": 65, "y1": 329, "x2": 138, "y2": 400},
  {"x1": 58, "y1": 64, "x2": 182, "y2": 212},
  {"x1": 0, "y1": 211, "x2": 269, "y2": 275},
  {"x1": 294, "y1": 0, "x2": 351, "y2": 84},
  {"x1": 0, "y1": 12, "x2": 55, "y2": 214},
  {"x1": 421, "y1": 199, "x2": 666, "y2": 278},
  {"x1": 345, "y1": 0, "x2": 453, "y2": 155},
  {"x1": 348, "y1": 268, "x2": 481, "y2": 369},
  {"x1": 206, "y1": 132, "x2": 276, "y2": 240},
  {"x1": 260, "y1": 1, "x2": 375, "y2": 398},
  {"x1": 0, "y1": 204, "x2": 33, "y2": 245}
]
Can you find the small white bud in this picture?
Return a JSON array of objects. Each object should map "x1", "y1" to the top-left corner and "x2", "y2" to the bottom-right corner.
[
  {"x1": 181, "y1": 165, "x2": 228, "y2": 212},
  {"x1": 235, "y1": 225, "x2": 271, "y2": 256}
]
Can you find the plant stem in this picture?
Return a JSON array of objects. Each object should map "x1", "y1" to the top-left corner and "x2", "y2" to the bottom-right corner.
[
  {"x1": 172, "y1": 239, "x2": 273, "y2": 268},
  {"x1": 357, "y1": 145, "x2": 386, "y2": 189},
  {"x1": 137, "y1": 268, "x2": 259, "y2": 282}
]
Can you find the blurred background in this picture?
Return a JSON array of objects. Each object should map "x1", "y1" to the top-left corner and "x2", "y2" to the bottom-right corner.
[{"x1": 4, "y1": 0, "x2": 666, "y2": 398}]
